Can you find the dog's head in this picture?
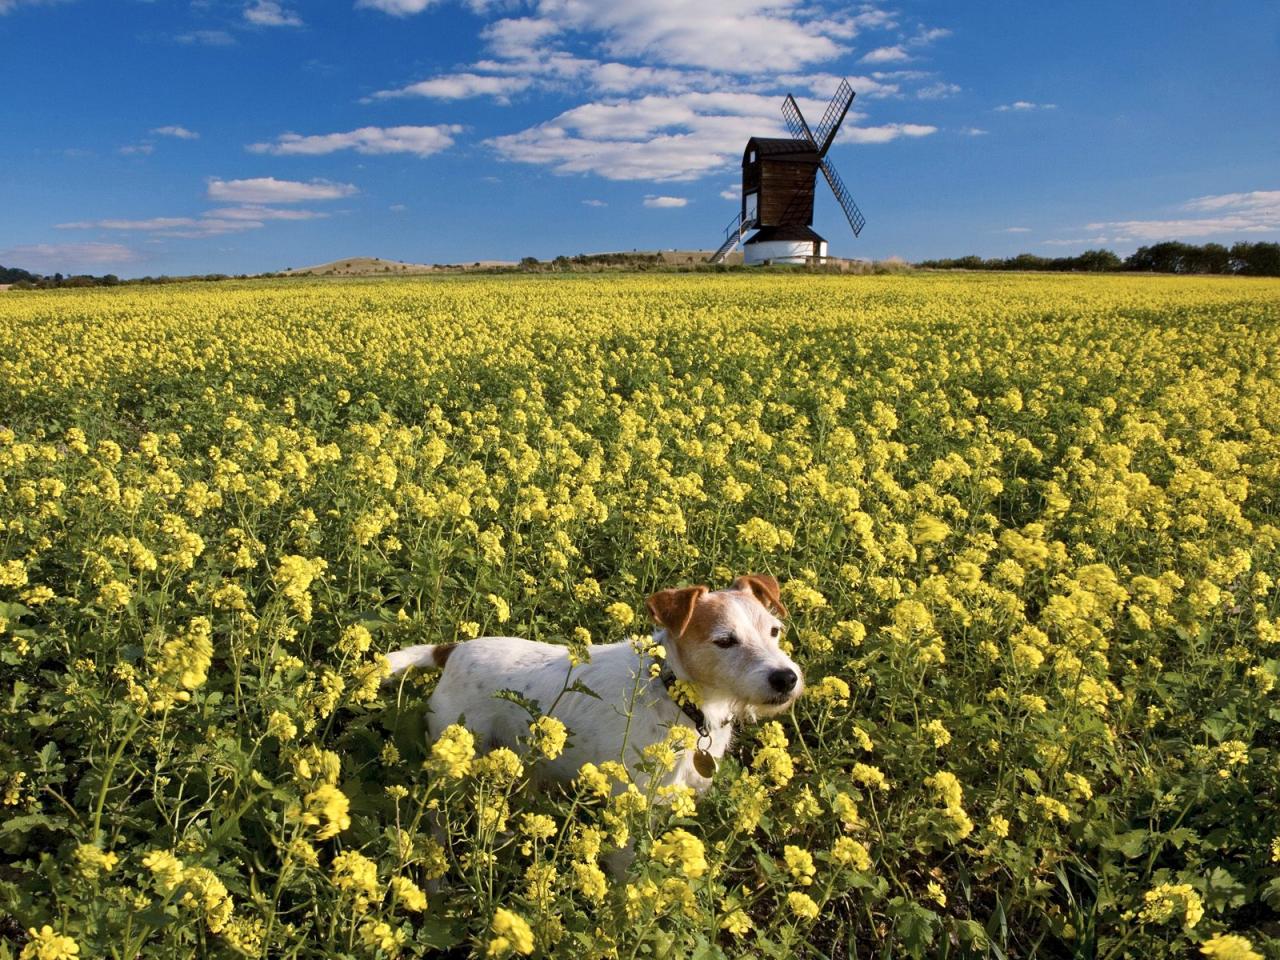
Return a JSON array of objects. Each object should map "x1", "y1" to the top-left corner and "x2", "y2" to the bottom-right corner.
[{"x1": 645, "y1": 574, "x2": 803, "y2": 715}]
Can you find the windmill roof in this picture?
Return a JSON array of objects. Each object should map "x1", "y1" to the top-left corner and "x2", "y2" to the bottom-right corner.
[
  {"x1": 744, "y1": 224, "x2": 825, "y2": 243},
  {"x1": 745, "y1": 137, "x2": 819, "y2": 161}
]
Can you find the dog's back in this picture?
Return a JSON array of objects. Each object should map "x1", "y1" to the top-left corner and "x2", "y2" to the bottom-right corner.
[{"x1": 426, "y1": 636, "x2": 570, "y2": 750}]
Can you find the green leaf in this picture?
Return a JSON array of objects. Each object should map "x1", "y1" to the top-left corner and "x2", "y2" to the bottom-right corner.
[
  {"x1": 493, "y1": 688, "x2": 541, "y2": 718},
  {"x1": 1261, "y1": 877, "x2": 1280, "y2": 910},
  {"x1": 566, "y1": 678, "x2": 602, "y2": 700},
  {"x1": 1105, "y1": 829, "x2": 1148, "y2": 859},
  {"x1": 1202, "y1": 866, "x2": 1247, "y2": 911},
  {"x1": 888, "y1": 896, "x2": 937, "y2": 956}
]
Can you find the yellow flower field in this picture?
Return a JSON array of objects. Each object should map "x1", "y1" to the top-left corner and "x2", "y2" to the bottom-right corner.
[{"x1": 1, "y1": 272, "x2": 1279, "y2": 958}]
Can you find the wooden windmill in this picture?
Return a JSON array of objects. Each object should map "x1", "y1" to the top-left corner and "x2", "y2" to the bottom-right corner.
[{"x1": 711, "y1": 79, "x2": 866, "y2": 265}]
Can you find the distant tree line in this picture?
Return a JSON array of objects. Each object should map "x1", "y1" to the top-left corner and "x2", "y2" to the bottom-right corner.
[
  {"x1": 1, "y1": 265, "x2": 249, "y2": 289},
  {"x1": 918, "y1": 242, "x2": 1280, "y2": 276},
  {"x1": 519, "y1": 252, "x2": 667, "y2": 271}
]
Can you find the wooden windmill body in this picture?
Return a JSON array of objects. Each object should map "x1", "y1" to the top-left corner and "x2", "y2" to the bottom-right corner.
[{"x1": 711, "y1": 80, "x2": 867, "y2": 265}]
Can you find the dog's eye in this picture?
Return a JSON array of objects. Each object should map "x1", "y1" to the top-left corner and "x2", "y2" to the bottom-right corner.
[
  {"x1": 713, "y1": 634, "x2": 739, "y2": 649},
  {"x1": 770, "y1": 626, "x2": 780, "y2": 638}
]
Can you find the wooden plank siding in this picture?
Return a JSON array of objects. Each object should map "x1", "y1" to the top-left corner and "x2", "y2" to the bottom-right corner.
[
  {"x1": 756, "y1": 159, "x2": 818, "y2": 225},
  {"x1": 742, "y1": 138, "x2": 820, "y2": 228}
]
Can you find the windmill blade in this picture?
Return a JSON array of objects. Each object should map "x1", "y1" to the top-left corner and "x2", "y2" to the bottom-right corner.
[
  {"x1": 781, "y1": 94, "x2": 817, "y2": 147},
  {"x1": 820, "y1": 157, "x2": 866, "y2": 237},
  {"x1": 813, "y1": 79, "x2": 855, "y2": 157}
]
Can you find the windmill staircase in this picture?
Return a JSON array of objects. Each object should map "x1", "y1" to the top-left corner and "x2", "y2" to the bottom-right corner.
[{"x1": 710, "y1": 211, "x2": 756, "y2": 264}]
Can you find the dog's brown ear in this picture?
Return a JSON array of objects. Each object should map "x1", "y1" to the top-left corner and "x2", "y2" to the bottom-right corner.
[
  {"x1": 645, "y1": 585, "x2": 709, "y2": 639},
  {"x1": 732, "y1": 574, "x2": 788, "y2": 617}
]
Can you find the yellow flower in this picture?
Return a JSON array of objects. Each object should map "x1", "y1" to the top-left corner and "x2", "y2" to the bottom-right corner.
[
  {"x1": 575, "y1": 762, "x2": 611, "y2": 799},
  {"x1": 359, "y1": 920, "x2": 405, "y2": 955},
  {"x1": 96, "y1": 580, "x2": 132, "y2": 610},
  {"x1": 474, "y1": 747, "x2": 524, "y2": 784},
  {"x1": 922, "y1": 718, "x2": 951, "y2": 748},
  {"x1": 1139, "y1": 882, "x2": 1204, "y2": 930},
  {"x1": 605, "y1": 601, "x2": 635, "y2": 627},
  {"x1": 831, "y1": 837, "x2": 871, "y2": 871},
  {"x1": 1199, "y1": 934, "x2": 1263, "y2": 960},
  {"x1": 486, "y1": 593, "x2": 511, "y2": 623},
  {"x1": 182, "y1": 866, "x2": 234, "y2": 933},
  {"x1": 428, "y1": 723, "x2": 475, "y2": 778},
  {"x1": 19, "y1": 926, "x2": 79, "y2": 960},
  {"x1": 807, "y1": 675, "x2": 850, "y2": 706},
  {"x1": 142, "y1": 849, "x2": 186, "y2": 893},
  {"x1": 266, "y1": 711, "x2": 298, "y2": 742},
  {"x1": 926, "y1": 881, "x2": 946, "y2": 907},
  {"x1": 720, "y1": 909, "x2": 752, "y2": 936},
  {"x1": 529, "y1": 716, "x2": 567, "y2": 760},
  {"x1": 650, "y1": 828, "x2": 708, "y2": 878},
  {"x1": 331, "y1": 850, "x2": 381, "y2": 906},
  {"x1": 657, "y1": 784, "x2": 697, "y2": 817},
  {"x1": 487, "y1": 908, "x2": 535, "y2": 957},
  {"x1": 296, "y1": 783, "x2": 351, "y2": 840},
  {"x1": 911, "y1": 515, "x2": 950, "y2": 545},
  {"x1": 852, "y1": 763, "x2": 889, "y2": 793},
  {"x1": 573, "y1": 860, "x2": 609, "y2": 901},
  {"x1": 390, "y1": 876, "x2": 427, "y2": 912},
  {"x1": 783, "y1": 845, "x2": 816, "y2": 886},
  {"x1": 72, "y1": 843, "x2": 119, "y2": 879},
  {"x1": 787, "y1": 891, "x2": 819, "y2": 921}
]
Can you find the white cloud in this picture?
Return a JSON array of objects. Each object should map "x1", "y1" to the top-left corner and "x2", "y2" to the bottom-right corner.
[
  {"x1": 176, "y1": 29, "x2": 235, "y2": 45},
  {"x1": 55, "y1": 205, "x2": 330, "y2": 239},
  {"x1": 356, "y1": 0, "x2": 437, "y2": 14},
  {"x1": 860, "y1": 45, "x2": 909, "y2": 64},
  {"x1": 916, "y1": 82, "x2": 960, "y2": 99},
  {"x1": 489, "y1": 90, "x2": 845, "y2": 181},
  {"x1": 481, "y1": 17, "x2": 562, "y2": 59},
  {"x1": 362, "y1": 2, "x2": 946, "y2": 186},
  {"x1": 1183, "y1": 190, "x2": 1280, "y2": 214},
  {"x1": 244, "y1": 0, "x2": 302, "y2": 27},
  {"x1": 0, "y1": 242, "x2": 140, "y2": 273},
  {"x1": 205, "y1": 206, "x2": 328, "y2": 221},
  {"x1": 581, "y1": 199, "x2": 608, "y2": 207},
  {"x1": 562, "y1": 0, "x2": 844, "y2": 74},
  {"x1": 153, "y1": 125, "x2": 199, "y2": 140},
  {"x1": 720, "y1": 188, "x2": 737, "y2": 200},
  {"x1": 58, "y1": 217, "x2": 200, "y2": 231},
  {"x1": 1002, "y1": 227, "x2": 1031, "y2": 233},
  {"x1": 1042, "y1": 237, "x2": 1111, "y2": 247},
  {"x1": 840, "y1": 122, "x2": 936, "y2": 144},
  {"x1": 0, "y1": 0, "x2": 69, "y2": 14},
  {"x1": 644, "y1": 195, "x2": 688, "y2": 208},
  {"x1": 372, "y1": 73, "x2": 531, "y2": 101},
  {"x1": 249, "y1": 125, "x2": 462, "y2": 158},
  {"x1": 776, "y1": 71, "x2": 899, "y2": 100},
  {"x1": 118, "y1": 143, "x2": 154, "y2": 156},
  {"x1": 366, "y1": 0, "x2": 849, "y2": 73},
  {"x1": 912, "y1": 27, "x2": 951, "y2": 45},
  {"x1": 959, "y1": 126, "x2": 988, "y2": 136},
  {"x1": 1049, "y1": 190, "x2": 1280, "y2": 245},
  {"x1": 1085, "y1": 217, "x2": 1276, "y2": 241},
  {"x1": 206, "y1": 177, "x2": 358, "y2": 203},
  {"x1": 389, "y1": 203, "x2": 409, "y2": 212},
  {"x1": 995, "y1": 100, "x2": 1056, "y2": 112}
]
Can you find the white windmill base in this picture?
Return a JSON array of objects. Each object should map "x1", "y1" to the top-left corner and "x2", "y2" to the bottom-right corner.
[{"x1": 743, "y1": 236, "x2": 828, "y2": 266}]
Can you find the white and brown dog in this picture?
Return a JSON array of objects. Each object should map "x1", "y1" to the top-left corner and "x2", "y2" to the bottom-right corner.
[{"x1": 385, "y1": 575, "x2": 803, "y2": 792}]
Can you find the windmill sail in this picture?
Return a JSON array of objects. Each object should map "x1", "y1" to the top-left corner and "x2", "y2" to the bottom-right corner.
[
  {"x1": 781, "y1": 94, "x2": 816, "y2": 147},
  {"x1": 819, "y1": 157, "x2": 866, "y2": 236},
  {"x1": 812, "y1": 79, "x2": 854, "y2": 157}
]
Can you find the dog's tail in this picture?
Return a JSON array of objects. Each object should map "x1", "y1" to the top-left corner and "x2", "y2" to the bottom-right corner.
[{"x1": 384, "y1": 642, "x2": 458, "y2": 676}]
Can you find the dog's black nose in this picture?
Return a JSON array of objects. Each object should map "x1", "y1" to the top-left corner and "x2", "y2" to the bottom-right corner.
[{"x1": 768, "y1": 668, "x2": 798, "y2": 694}]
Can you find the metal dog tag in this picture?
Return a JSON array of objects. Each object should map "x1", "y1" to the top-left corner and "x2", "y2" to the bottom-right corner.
[{"x1": 693, "y1": 748, "x2": 717, "y2": 778}]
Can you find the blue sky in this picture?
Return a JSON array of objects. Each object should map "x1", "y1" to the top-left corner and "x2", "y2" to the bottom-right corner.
[{"x1": 2, "y1": 0, "x2": 1277, "y2": 276}]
